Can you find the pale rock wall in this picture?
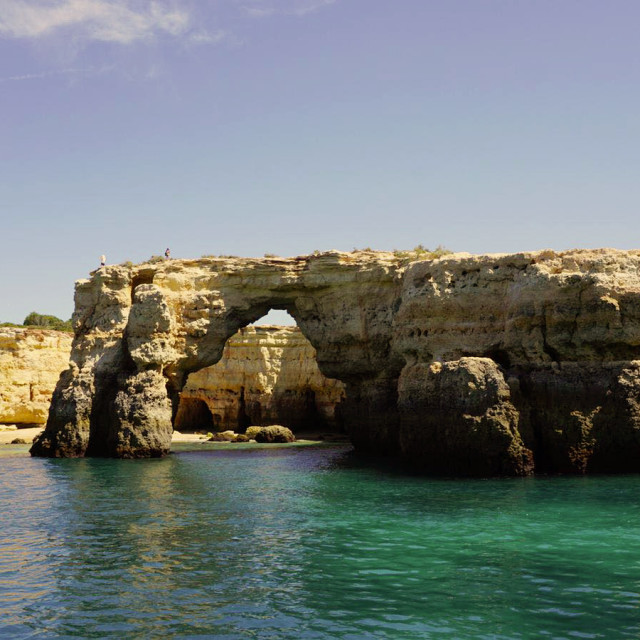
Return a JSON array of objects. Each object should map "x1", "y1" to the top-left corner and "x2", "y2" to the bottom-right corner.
[
  {"x1": 34, "y1": 252, "x2": 401, "y2": 458},
  {"x1": 31, "y1": 248, "x2": 640, "y2": 475},
  {"x1": 392, "y1": 249, "x2": 640, "y2": 473},
  {"x1": 0, "y1": 328, "x2": 73, "y2": 425},
  {"x1": 174, "y1": 325, "x2": 345, "y2": 431}
]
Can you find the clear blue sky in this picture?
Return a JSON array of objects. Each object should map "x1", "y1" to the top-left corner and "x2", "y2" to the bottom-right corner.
[{"x1": 1, "y1": 0, "x2": 639, "y2": 323}]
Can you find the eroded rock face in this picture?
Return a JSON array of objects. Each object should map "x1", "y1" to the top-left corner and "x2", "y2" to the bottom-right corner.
[
  {"x1": 0, "y1": 328, "x2": 72, "y2": 426},
  {"x1": 31, "y1": 248, "x2": 640, "y2": 475},
  {"x1": 33, "y1": 252, "x2": 401, "y2": 459},
  {"x1": 174, "y1": 325, "x2": 345, "y2": 432},
  {"x1": 398, "y1": 358, "x2": 533, "y2": 476},
  {"x1": 392, "y1": 249, "x2": 640, "y2": 474}
]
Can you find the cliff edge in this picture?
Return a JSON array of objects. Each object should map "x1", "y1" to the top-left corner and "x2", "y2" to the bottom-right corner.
[{"x1": 31, "y1": 248, "x2": 640, "y2": 475}]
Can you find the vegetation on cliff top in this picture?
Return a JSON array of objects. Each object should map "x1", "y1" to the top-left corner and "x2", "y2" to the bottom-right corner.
[
  {"x1": 346, "y1": 245, "x2": 454, "y2": 261},
  {"x1": 392, "y1": 244, "x2": 452, "y2": 262},
  {"x1": 0, "y1": 312, "x2": 73, "y2": 332},
  {"x1": 117, "y1": 247, "x2": 454, "y2": 267}
]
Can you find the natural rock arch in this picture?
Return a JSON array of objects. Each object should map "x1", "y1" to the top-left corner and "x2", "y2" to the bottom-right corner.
[
  {"x1": 31, "y1": 249, "x2": 640, "y2": 476},
  {"x1": 33, "y1": 253, "x2": 403, "y2": 460}
]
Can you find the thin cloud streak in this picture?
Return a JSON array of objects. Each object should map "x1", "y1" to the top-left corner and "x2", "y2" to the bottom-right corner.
[
  {"x1": 0, "y1": 67, "x2": 75, "y2": 82},
  {"x1": 188, "y1": 29, "x2": 228, "y2": 45},
  {"x1": 290, "y1": 0, "x2": 336, "y2": 17},
  {"x1": 241, "y1": 0, "x2": 337, "y2": 19},
  {"x1": 0, "y1": 63, "x2": 114, "y2": 82}
]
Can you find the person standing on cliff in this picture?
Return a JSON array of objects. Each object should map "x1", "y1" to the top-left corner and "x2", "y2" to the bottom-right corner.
[
  {"x1": 100, "y1": 254, "x2": 106, "y2": 267},
  {"x1": 165, "y1": 248, "x2": 171, "y2": 259}
]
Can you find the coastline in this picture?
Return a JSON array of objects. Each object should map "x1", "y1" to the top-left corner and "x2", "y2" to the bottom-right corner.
[
  {"x1": 0, "y1": 428, "x2": 213, "y2": 446},
  {"x1": 0, "y1": 426, "x2": 338, "y2": 448}
]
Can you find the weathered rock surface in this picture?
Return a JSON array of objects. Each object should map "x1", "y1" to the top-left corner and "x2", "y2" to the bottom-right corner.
[
  {"x1": 0, "y1": 328, "x2": 72, "y2": 425},
  {"x1": 208, "y1": 430, "x2": 238, "y2": 442},
  {"x1": 245, "y1": 425, "x2": 296, "y2": 443},
  {"x1": 398, "y1": 358, "x2": 533, "y2": 476},
  {"x1": 31, "y1": 248, "x2": 640, "y2": 475},
  {"x1": 174, "y1": 325, "x2": 345, "y2": 433}
]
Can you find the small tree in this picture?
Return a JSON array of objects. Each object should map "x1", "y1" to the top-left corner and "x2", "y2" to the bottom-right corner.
[{"x1": 23, "y1": 312, "x2": 73, "y2": 332}]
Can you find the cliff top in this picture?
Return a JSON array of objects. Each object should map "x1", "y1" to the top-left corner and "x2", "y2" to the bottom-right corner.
[{"x1": 81, "y1": 247, "x2": 640, "y2": 290}]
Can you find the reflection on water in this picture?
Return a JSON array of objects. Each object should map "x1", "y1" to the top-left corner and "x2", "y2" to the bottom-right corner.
[{"x1": 1, "y1": 445, "x2": 640, "y2": 638}]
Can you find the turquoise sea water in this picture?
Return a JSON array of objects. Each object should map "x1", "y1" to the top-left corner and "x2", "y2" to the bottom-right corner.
[{"x1": 1, "y1": 443, "x2": 640, "y2": 639}]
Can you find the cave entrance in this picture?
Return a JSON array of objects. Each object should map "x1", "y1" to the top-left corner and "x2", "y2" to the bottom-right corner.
[
  {"x1": 173, "y1": 309, "x2": 345, "y2": 437},
  {"x1": 174, "y1": 397, "x2": 216, "y2": 432}
]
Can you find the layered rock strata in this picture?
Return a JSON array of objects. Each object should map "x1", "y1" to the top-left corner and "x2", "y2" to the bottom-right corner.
[
  {"x1": 0, "y1": 328, "x2": 72, "y2": 425},
  {"x1": 32, "y1": 249, "x2": 640, "y2": 476},
  {"x1": 174, "y1": 325, "x2": 345, "y2": 432}
]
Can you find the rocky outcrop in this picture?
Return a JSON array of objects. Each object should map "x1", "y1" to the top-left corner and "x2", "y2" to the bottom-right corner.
[
  {"x1": 31, "y1": 249, "x2": 640, "y2": 475},
  {"x1": 398, "y1": 358, "x2": 533, "y2": 476},
  {"x1": 174, "y1": 325, "x2": 345, "y2": 433},
  {"x1": 246, "y1": 425, "x2": 296, "y2": 443},
  {"x1": 0, "y1": 328, "x2": 72, "y2": 425},
  {"x1": 392, "y1": 249, "x2": 640, "y2": 474}
]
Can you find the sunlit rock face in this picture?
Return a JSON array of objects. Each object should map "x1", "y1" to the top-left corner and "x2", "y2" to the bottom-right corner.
[
  {"x1": 0, "y1": 328, "x2": 72, "y2": 425},
  {"x1": 174, "y1": 325, "x2": 345, "y2": 432},
  {"x1": 31, "y1": 248, "x2": 640, "y2": 475}
]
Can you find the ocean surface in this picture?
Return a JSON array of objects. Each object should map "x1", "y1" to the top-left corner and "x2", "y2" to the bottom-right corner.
[{"x1": 1, "y1": 442, "x2": 640, "y2": 639}]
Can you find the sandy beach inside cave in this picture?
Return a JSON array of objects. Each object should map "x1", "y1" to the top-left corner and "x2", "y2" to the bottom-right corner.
[
  {"x1": 0, "y1": 426, "x2": 342, "y2": 447},
  {"x1": 0, "y1": 427, "x2": 210, "y2": 446}
]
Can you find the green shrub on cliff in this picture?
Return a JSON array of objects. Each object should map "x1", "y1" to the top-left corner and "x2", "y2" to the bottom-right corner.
[
  {"x1": 23, "y1": 312, "x2": 73, "y2": 332},
  {"x1": 393, "y1": 244, "x2": 452, "y2": 263}
]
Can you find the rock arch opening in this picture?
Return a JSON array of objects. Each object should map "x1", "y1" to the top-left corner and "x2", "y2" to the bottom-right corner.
[{"x1": 173, "y1": 310, "x2": 346, "y2": 437}]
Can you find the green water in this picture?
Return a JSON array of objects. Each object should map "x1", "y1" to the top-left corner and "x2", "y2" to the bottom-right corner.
[{"x1": 1, "y1": 443, "x2": 640, "y2": 639}]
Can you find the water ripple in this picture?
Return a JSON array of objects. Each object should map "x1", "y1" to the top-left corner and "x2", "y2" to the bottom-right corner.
[{"x1": 1, "y1": 448, "x2": 640, "y2": 638}]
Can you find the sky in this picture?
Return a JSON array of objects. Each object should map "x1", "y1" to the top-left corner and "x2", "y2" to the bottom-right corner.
[{"x1": 1, "y1": 0, "x2": 640, "y2": 324}]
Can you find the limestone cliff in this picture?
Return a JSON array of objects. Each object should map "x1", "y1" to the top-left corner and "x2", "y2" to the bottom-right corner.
[
  {"x1": 0, "y1": 328, "x2": 72, "y2": 425},
  {"x1": 31, "y1": 248, "x2": 640, "y2": 475},
  {"x1": 174, "y1": 325, "x2": 345, "y2": 432}
]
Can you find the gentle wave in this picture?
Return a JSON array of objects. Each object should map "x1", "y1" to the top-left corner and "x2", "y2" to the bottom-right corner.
[{"x1": 1, "y1": 446, "x2": 640, "y2": 638}]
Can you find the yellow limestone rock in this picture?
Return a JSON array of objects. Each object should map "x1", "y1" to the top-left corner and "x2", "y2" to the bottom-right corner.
[
  {"x1": 175, "y1": 325, "x2": 345, "y2": 432},
  {"x1": 0, "y1": 328, "x2": 72, "y2": 425},
  {"x1": 32, "y1": 248, "x2": 640, "y2": 475}
]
